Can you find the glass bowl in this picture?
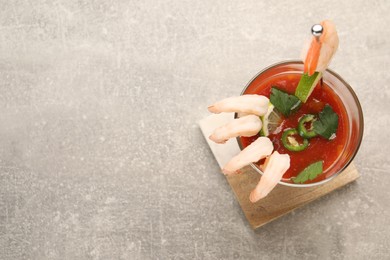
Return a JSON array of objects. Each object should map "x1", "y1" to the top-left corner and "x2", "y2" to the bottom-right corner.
[{"x1": 236, "y1": 61, "x2": 364, "y2": 187}]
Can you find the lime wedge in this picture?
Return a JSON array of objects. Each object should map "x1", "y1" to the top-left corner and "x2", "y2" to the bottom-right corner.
[
  {"x1": 295, "y1": 72, "x2": 323, "y2": 103},
  {"x1": 260, "y1": 103, "x2": 282, "y2": 136}
]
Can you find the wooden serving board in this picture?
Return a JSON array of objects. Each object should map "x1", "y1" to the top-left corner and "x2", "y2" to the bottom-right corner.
[
  {"x1": 199, "y1": 113, "x2": 360, "y2": 229},
  {"x1": 226, "y1": 163, "x2": 359, "y2": 229}
]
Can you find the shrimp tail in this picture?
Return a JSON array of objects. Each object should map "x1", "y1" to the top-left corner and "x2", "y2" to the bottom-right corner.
[
  {"x1": 208, "y1": 105, "x2": 220, "y2": 114},
  {"x1": 304, "y1": 39, "x2": 322, "y2": 76},
  {"x1": 209, "y1": 135, "x2": 227, "y2": 144},
  {"x1": 209, "y1": 115, "x2": 262, "y2": 144},
  {"x1": 222, "y1": 137, "x2": 273, "y2": 176},
  {"x1": 207, "y1": 95, "x2": 269, "y2": 116},
  {"x1": 303, "y1": 20, "x2": 339, "y2": 76},
  {"x1": 249, "y1": 152, "x2": 290, "y2": 203}
]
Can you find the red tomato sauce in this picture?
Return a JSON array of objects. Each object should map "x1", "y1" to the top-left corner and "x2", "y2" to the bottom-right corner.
[{"x1": 240, "y1": 73, "x2": 348, "y2": 183}]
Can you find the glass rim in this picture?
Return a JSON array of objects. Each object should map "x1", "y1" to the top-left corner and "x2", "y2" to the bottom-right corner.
[{"x1": 236, "y1": 60, "x2": 364, "y2": 188}]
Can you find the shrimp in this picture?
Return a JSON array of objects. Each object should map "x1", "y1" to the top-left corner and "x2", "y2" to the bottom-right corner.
[
  {"x1": 222, "y1": 137, "x2": 273, "y2": 175},
  {"x1": 302, "y1": 20, "x2": 339, "y2": 76},
  {"x1": 249, "y1": 151, "x2": 290, "y2": 203},
  {"x1": 208, "y1": 95, "x2": 269, "y2": 116},
  {"x1": 209, "y1": 115, "x2": 262, "y2": 144}
]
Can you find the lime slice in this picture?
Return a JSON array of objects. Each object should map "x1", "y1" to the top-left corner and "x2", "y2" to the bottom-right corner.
[
  {"x1": 260, "y1": 103, "x2": 282, "y2": 136},
  {"x1": 295, "y1": 72, "x2": 323, "y2": 103}
]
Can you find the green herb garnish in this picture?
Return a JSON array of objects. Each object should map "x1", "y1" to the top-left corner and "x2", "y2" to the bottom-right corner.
[
  {"x1": 313, "y1": 105, "x2": 339, "y2": 140},
  {"x1": 270, "y1": 87, "x2": 301, "y2": 117},
  {"x1": 292, "y1": 161, "x2": 323, "y2": 184}
]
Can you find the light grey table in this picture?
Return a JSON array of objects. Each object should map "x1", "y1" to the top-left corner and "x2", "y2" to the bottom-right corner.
[{"x1": 1, "y1": 1, "x2": 389, "y2": 259}]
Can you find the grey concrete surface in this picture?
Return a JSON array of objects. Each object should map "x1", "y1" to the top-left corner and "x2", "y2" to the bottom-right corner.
[{"x1": 0, "y1": 0, "x2": 389, "y2": 259}]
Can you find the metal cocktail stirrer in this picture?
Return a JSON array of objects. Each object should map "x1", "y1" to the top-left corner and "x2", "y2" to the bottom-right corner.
[
  {"x1": 311, "y1": 24, "x2": 323, "y2": 38},
  {"x1": 311, "y1": 24, "x2": 324, "y2": 87}
]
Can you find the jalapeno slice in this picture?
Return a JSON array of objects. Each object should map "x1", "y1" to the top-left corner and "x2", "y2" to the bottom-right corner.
[
  {"x1": 282, "y1": 128, "x2": 309, "y2": 152},
  {"x1": 298, "y1": 114, "x2": 318, "y2": 139}
]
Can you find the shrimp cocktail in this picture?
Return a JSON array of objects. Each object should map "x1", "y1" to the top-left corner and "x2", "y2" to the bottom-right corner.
[{"x1": 207, "y1": 20, "x2": 363, "y2": 203}]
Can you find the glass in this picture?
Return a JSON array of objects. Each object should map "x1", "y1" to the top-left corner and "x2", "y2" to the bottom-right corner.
[{"x1": 236, "y1": 61, "x2": 364, "y2": 187}]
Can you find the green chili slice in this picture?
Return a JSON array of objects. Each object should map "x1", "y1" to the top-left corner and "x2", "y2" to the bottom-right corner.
[
  {"x1": 298, "y1": 114, "x2": 318, "y2": 139},
  {"x1": 282, "y1": 128, "x2": 309, "y2": 152}
]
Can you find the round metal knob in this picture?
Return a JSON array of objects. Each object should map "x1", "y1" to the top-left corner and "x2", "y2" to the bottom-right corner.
[{"x1": 311, "y1": 24, "x2": 323, "y2": 37}]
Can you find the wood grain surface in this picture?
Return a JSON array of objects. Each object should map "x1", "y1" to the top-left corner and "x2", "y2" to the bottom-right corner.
[{"x1": 226, "y1": 163, "x2": 360, "y2": 229}]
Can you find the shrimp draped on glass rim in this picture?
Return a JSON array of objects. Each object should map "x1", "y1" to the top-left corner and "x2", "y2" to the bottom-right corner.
[
  {"x1": 207, "y1": 20, "x2": 339, "y2": 203},
  {"x1": 208, "y1": 95, "x2": 290, "y2": 203}
]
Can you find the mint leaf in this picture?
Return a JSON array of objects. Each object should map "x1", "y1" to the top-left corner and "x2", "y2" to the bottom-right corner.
[
  {"x1": 270, "y1": 87, "x2": 301, "y2": 117},
  {"x1": 313, "y1": 105, "x2": 339, "y2": 139},
  {"x1": 292, "y1": 161, "x2": 323, "y2": 184}
]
